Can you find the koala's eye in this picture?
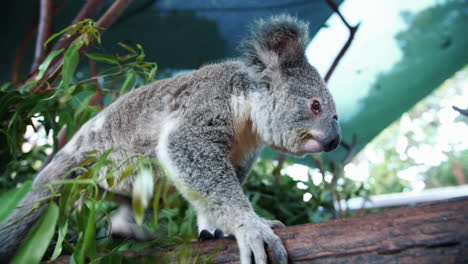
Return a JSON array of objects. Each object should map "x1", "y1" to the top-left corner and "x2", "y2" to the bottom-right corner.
[{"x1": 311, "y1": 100, "x2": 321, "y2": 113}]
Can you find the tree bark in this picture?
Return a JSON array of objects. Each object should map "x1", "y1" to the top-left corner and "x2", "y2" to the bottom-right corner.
[
  {"x1": 54, "y1": 196, "x2": 468, "y2": 263},
  {"x1": 130, "y1": 196, "x2": 468, "y2": 263}
]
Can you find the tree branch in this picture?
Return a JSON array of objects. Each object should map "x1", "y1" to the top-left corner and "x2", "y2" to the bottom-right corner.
[
  {"x1": 88, "y1": 59, "x2": 103, "y2": 107},
  {"x1": 53, "y1": 197, "x2": 468, "y2": 263},
  {"x1": 96, "y1": 0, "x2": 134, "y2": 29},
  {"x1": 122, "y1": 197, "x2": 468, "y2": 263},
  {"x1": 114, "y1": 0, "x2": 158, "y2": 26},
  {"x1": 31, "y1": 0, "x2": 55, "y2": 72},
  {"x1": 324, "y1": 0, "x2": 360, "y2": 82},
  {"x1": 28, "y1": 0, "x2": 134, "y2": 92}
]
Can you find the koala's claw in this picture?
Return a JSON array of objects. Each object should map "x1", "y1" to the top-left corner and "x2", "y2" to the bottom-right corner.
[
  {"x1": 198, "y1": 229, "x2": 215, "y2": 241},
  {"x1": 236, "y1": 220, "x2": 288, "y2": 264},
  {"x1": 262, "y1": 219, "x2": 286, "y2": 229},
  {"x1": 198, "y1": 228, "x2": 232, "y2": 241},
  {"x1": 214, "y1": 228, "x2": 225, "y2": 238}
]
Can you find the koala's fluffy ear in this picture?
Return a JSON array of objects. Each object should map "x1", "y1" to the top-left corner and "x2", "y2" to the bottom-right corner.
[{"x1": 241, "y1": 14, "x2": 310, "y2": 70}]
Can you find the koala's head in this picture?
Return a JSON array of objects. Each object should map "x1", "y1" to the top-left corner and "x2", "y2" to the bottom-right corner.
[{"x1": 241, "y1": 15, "x2": 341, "y2": 155}]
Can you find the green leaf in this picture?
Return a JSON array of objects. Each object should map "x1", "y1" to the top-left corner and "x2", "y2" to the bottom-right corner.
[
  {"x1": 118, "y1": 161, "x2": 138, "y2": 184},
  {"x1": 147, "y1": 63, "x2": 158, "y2": 82},
  {"x1": 35, "y1": 49, "x2": 64, "y2": 81},
  {"x1": 0, "y1": 82, "x2": 11, "y2": 91},
  {"x1": 152, "y1": 180, "x2": 164, "y2": 226},
  {"x1": 86, "y1": 53, "x2": 120, "y2": 65},
  {"x1": 118, "y1": 42, "x2": 136, "y2": 54},
  {"x1": 51, "y1": 184, "x2": 73, "y2": 260},
  {"x1": 99, "y1": 254, "x2": 123, "y2": 264},
  {"x1": 11, "y1": 203, "x2": 59, "y2": 264},
  {"x1": 120, "y1": 71, "x2": 135, "y2": 95},
  {"x1": 44, "y1": 25, "x2": 75, "y2": 47},
  {"x1": 60, "y1": 42, "x2": 82, "y2": 91},
  {"x1": 73, "y1": 201, "x2": 96, "y2": 264},
  {"x1": 0, "y1": 181, "x2": 32, "y2": 223},
  {"x1": 82, "y1": 201, "x2": 97, "y2": 259},
  {"x1": 168, "y1": 219, "x2": 178, "y2": 237},
  {"x1": 51, "y1": 220, "x2": 68, "y2": 260}
]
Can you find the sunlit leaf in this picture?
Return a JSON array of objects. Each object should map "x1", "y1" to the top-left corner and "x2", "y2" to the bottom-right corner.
[{"x1": 132, "y1": 168, "x2": 154, "y2": 226}]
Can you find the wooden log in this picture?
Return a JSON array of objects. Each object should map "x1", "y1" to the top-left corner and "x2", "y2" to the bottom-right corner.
[{"x1": 55, "y1": 196, "x2": 468, "y2": 263}]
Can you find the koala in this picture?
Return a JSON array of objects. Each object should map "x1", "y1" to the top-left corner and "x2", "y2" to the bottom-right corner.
[{"x1": 0, "y1": 15, "x2": 340, "y2": 264}]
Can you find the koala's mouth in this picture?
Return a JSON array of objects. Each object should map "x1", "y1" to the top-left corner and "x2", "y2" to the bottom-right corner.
[
  {"x1": 298, "y1": 131, "x2": 323, "y2": 153},
  {"x1": 299, "y1": 131, "x2": 315, "y2": 140}
]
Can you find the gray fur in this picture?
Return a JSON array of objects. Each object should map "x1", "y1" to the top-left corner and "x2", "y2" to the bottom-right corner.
[{"x1": 0, "y1": 15, "x2": 340, "y2": 263}]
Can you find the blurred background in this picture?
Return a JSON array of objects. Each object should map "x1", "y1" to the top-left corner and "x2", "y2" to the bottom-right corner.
[{"x1": 0, "y1": 0, "x2": 467, "y2": 260}]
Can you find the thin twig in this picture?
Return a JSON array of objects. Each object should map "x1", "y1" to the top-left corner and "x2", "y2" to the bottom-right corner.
[
  {"x1": 273, "y1": 154, "x2": 286, "y2": 185},
  {"x1": 32, "y1": 0, "x2": 55, "y2": 72},
  {"x1": 89, "y1": 59, "x2": 104, "y2": 106},
  {"x1": 89, "y1": 59, "x2": 100, "y2": 89},
  {"x1": 453, "y1": 105, "x2": 468, "y2": 116},
  {"x1": 340, "y1": 134, "x2": 358, "y2": 165},
  {"x1": 324, "y1": 0, "x2": 360, "y2": 82}
]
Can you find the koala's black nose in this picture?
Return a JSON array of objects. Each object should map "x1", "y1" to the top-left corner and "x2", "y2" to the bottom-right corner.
[
  {"x1": 323, "y1": 135, "x2": 341, "y2": 152},
  {"x1": 323, "y1": 120, "x2": 341, "y2": 152}
]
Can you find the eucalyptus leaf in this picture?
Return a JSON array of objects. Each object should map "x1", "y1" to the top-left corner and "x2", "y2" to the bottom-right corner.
[
  {"x1": 51, "y1": 184, "x2": 73, "y2": 260},
  {"x1": 60, "y1": 42, "x2": 82, "y2": 91},
  {"x1": 73, "y1": 201, "x2": 96, "y2": 264},
  {"x1": 0, "y1": 181, "x2": 32, "y2": 223},
  {"x1": 118, "y1": 42, "x2": 136, "y2": 54},
  {"x1": 10, "y1": 203, "x2": 59, "y2": 264},
  {"x1": 35, "y1": 49, "x2": 64, "y2": 81},
  {"x1": 44, "y1": 25, "x2": 74, "y2": 47},
  {"x1": 0, "y1": 82, "x2": 11, "y2": 91},
  {"x1": 86, "y1": 53, "x2": 120, "y2": 65},
  {"x1": 120, "y1": 71, "x2": 135, "y2": 95}
]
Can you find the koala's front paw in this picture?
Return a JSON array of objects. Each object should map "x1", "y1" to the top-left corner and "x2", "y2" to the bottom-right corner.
[{"x1": 235, "y1": 220, "x2": 288, "y2": 264}]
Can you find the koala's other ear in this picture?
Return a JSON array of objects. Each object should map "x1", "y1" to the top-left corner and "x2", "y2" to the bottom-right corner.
[{"x1": 241, "y1": 14, "x2": 310, "y2": 69}]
